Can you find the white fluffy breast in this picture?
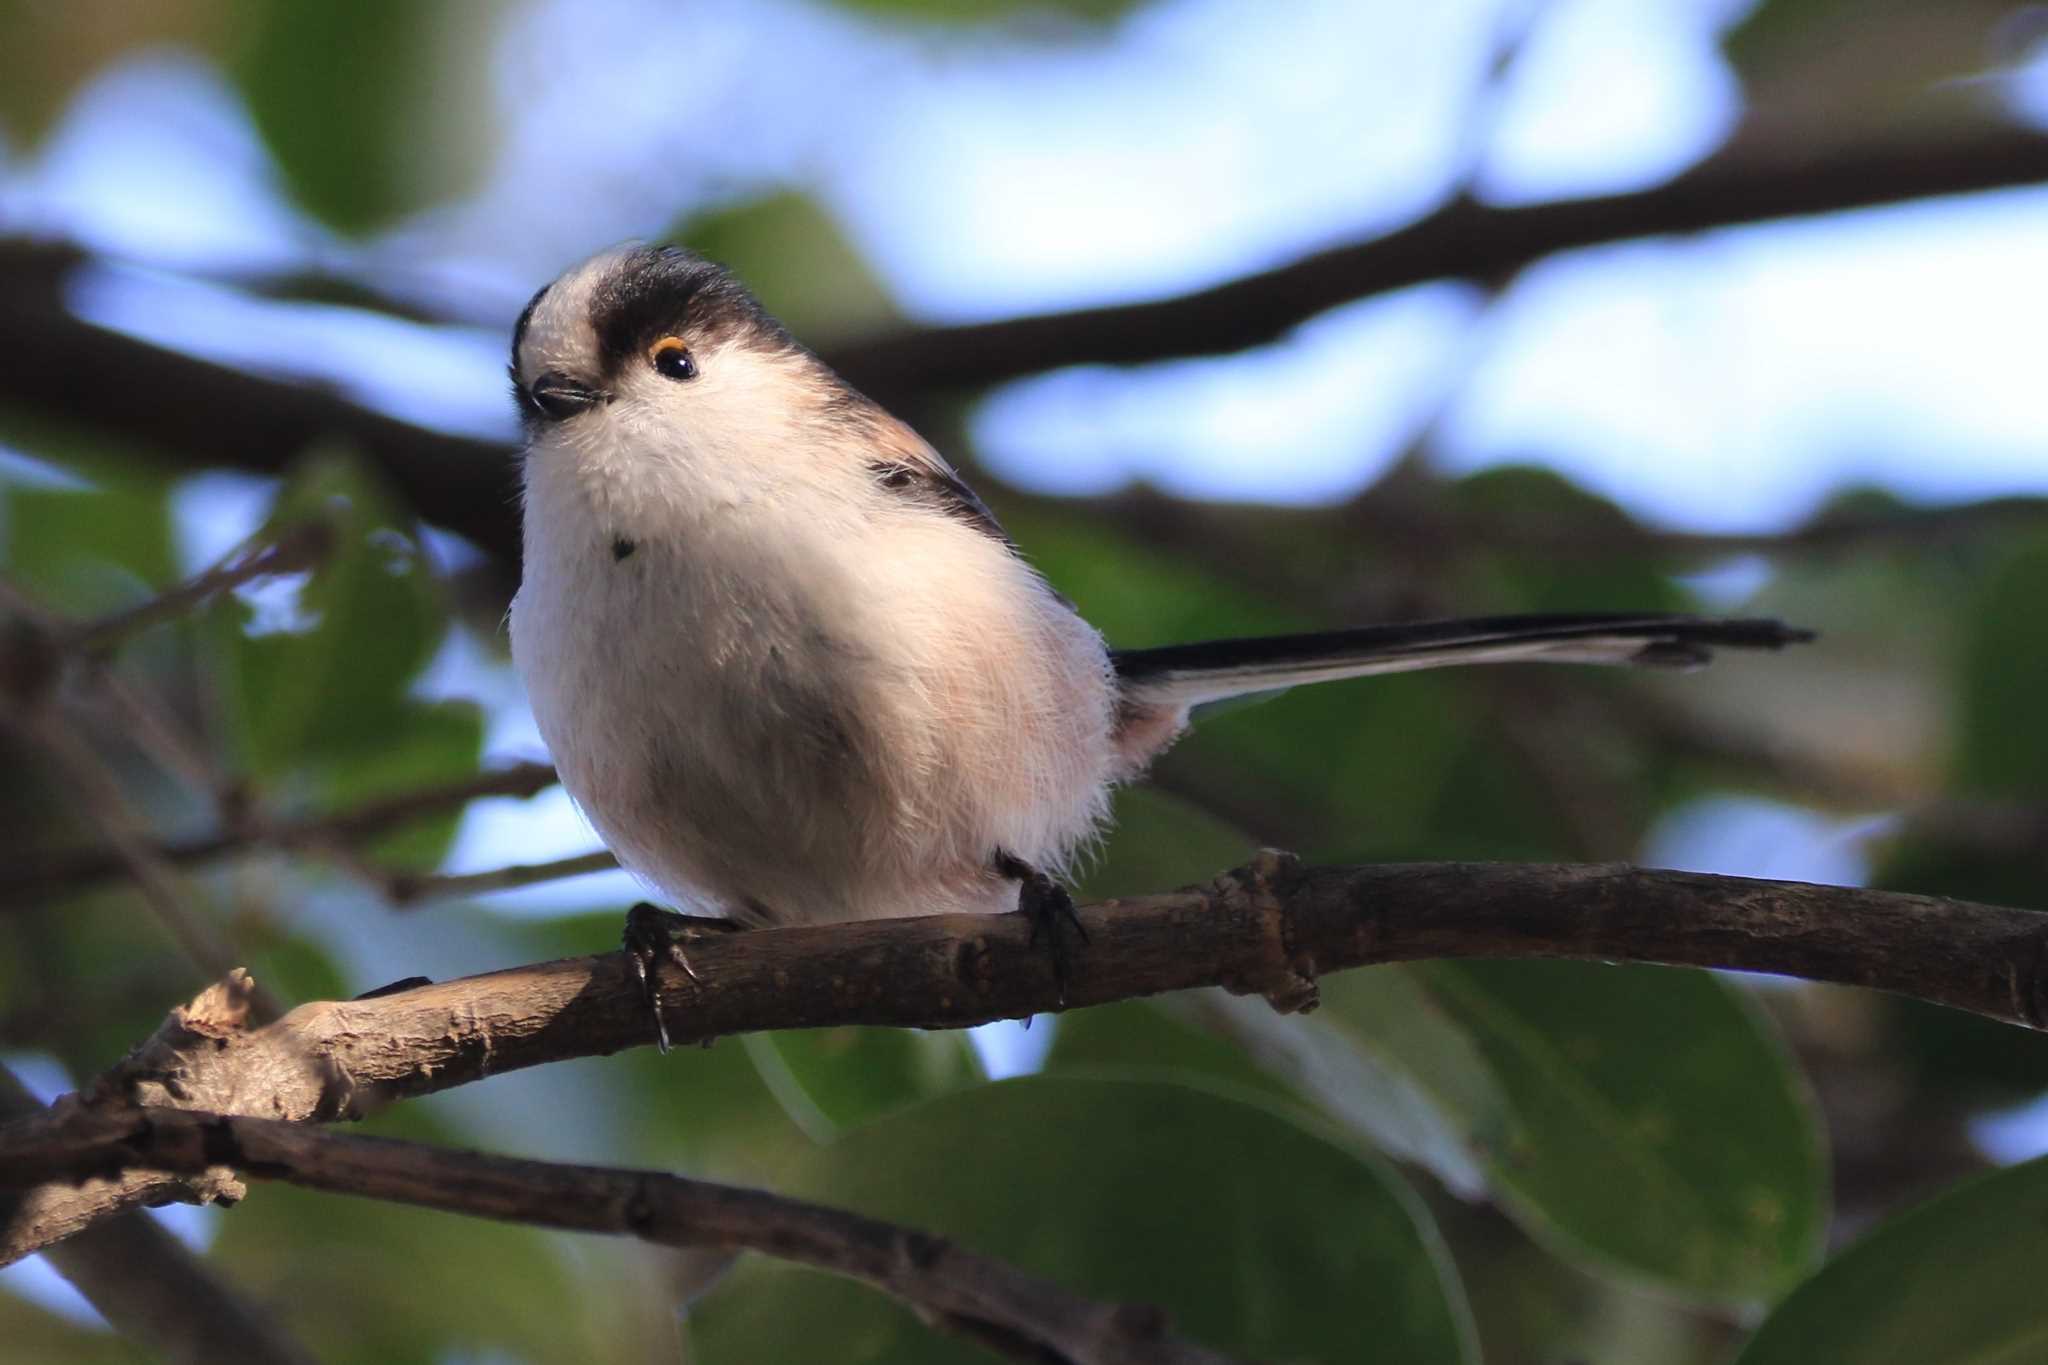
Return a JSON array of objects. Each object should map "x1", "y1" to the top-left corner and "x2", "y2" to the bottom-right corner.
[{"x1": 509, "y1": 372, "x2": 1119, "y2": 924}]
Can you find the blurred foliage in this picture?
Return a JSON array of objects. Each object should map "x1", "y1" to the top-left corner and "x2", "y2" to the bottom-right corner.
[
  {"x1": 695, "y1": 1077, "x2": 1478, "y2": 1363},
  {"x1": 4, "y1": 0, "x2": 2048, "y2": 1362},
  {"x1": 0, "y1": 0, "x2": 490, "y2": 231},
  {"x1": 1420, "y1": 960, "x2": 1824, "y2": 1300},
  {"x1": 1723, "y1": 0, "x2": 2036, "y2": 151},
  {"x1": 670, "y1": 193, "x2": 904, "y2": 344},
  {"x1": 224, "y1": 0, "x2": 493, "y2": 232},
  {"x1": 1733, "y1": 1156, "x2": 2048, "y2": 1364},
  {"x1": 201, "y1": 453, "x2": 481, "y2": 871}
]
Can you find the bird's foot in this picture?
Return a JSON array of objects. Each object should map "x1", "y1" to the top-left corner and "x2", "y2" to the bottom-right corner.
[
  {"x1": 994, "y1": 850, "x2": 1087, "y2": 1006},
  {"x1": 623, "y1": 902, "x2": 742, "y2": 1053}
]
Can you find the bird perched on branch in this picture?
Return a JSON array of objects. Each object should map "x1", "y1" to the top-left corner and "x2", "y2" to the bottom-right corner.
[{"x1": 506, "y1": 244, "x2": 1813, "y2": 1045}]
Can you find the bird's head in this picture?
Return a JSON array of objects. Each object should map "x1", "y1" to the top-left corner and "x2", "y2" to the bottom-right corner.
[{"x1": 510, "y1": 244, "x2": 847, "y2": 473}]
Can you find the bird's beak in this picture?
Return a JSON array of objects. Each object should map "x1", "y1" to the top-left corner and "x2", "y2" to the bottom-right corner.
[{"x1": 526, "y1": 372, "x2": 609, "y2": 421}]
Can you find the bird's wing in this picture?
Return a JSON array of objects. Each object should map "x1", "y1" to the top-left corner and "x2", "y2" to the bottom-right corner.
[{"x1": 855, "y1": 407, "x2": 1022, "y2": 552}]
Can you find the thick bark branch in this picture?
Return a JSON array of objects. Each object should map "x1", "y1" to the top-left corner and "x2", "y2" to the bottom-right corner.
[
  {"x1": 0, "y1": 240, "x2": 524, "y2": 565},
  {"x1": 5, "y1": 855, "x2": 2046, "y2": 1267},
  {"x1": 4, "y1": 1109, "x2": 1236, "y2": 1365},
  {"x1": 0, "y1": 1065, "x2": 316, "y2": 1365}
]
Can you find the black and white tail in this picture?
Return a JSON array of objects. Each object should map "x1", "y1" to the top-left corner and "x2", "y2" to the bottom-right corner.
[{"x1": 1111, "y1": 613, "x2": 1815, "y2": 712}]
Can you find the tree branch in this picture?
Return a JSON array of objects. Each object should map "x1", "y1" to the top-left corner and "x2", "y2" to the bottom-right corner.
[
  {"x1": 0, "y1": 761, "x2": 560, "y2": 911},
  {"x1": 0, "y1": 240, "x2": 523, "y2": 566},
  {"x1": 827, "y1": 125, "x2": 2048, "y2": 397},
  {"x1": 0, "y1": 1065, "x2": 317, "y2": 1365},
  {"x1": 378, "y1": 849, "x2": 617, "y2": 905},
  {"x1": 9, "y1": 711, "x2": 287, "y2": 1021},
  {"x1": 7, "y1": 854, "x2": 2047, "y2": 1266},
  {"x1": 5, "y1": 1109, "x2": 1236, "y2": 1365},
  {"x1": 6, "y1": 125, "x2": 2048, "y2": 582},
  {"x1": 64, "y1": 520, "x2": 335, "y2": 657}
]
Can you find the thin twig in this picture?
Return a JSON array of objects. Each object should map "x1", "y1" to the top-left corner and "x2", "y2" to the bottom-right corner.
[
  {"x1": 378, "y1": 849, "x2": 619, "y2": 906},
  {"x1": 5, "y1": 1109, "x2": 1239, "y2": 1365},
  {"x1": 82, "y1": 668, "x2": 231, "y2": 804},
  {"x1": 6, "y1": 855, "x2": 2048, "y2": 1263},
  {"x1": 12, "y1": 714, "x2": 286, "y2": 1021},
  {"x1": 63, "y1": 521, "x2": 334, "y2": 657},
  {"x1": 0, "y1": 761, "x2": 560, "y2": 910}
]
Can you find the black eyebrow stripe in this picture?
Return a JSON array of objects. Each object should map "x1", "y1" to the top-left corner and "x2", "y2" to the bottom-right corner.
[
  {"x1": 509, "y1": 282, "x2": 549, "y2": 372},
  {"x1": 587, "y1": 247, "x2": 792, "y2": 380}
]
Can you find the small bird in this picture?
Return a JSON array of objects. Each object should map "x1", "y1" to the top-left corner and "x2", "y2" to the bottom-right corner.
[{"x1": 506, "y1": 244, "x2": 1811, "y2": 1038}]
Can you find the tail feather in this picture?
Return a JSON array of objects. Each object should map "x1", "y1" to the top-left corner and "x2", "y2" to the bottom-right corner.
[{"x1": 1111, "y1": 613, "x2": 1815, "y2": 711}]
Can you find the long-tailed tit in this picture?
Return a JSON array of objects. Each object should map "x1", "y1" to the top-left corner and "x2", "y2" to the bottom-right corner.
[{"x1": 506, "y1": 245, "x2": 1812, "y2": 1036}]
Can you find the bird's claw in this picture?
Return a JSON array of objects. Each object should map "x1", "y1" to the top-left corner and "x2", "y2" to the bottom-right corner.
[
  {"x1": 1010, "y1": 864, "x2": 1086, "y2": 1006},
  {"x1": 622, "y1": 903, "x2": 740, "y2": 1054}
]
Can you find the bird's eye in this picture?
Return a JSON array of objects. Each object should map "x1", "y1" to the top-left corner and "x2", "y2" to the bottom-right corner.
[{"x1": 650, "y1": 337, "x2": 697, "y2": 381}]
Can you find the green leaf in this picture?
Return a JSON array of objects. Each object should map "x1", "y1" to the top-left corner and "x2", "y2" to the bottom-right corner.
[
  {"x1": 331, "y1": 699, "x2": 485, "y2": 871},
  {"x1": 210, "y1": 1181, "x2": 605, "y2": 1365},
  {"x1": 1446, "y1": 465, "x2": 1688, "y2": 615},
  {"x1": 0, "y1": 881, "x2": 211, "y2": 1075},
  {"x1": 1422, "y1": 960, "x2": 1827, "y2": 1300},
  {"x1": 694, "y1": 1075, "x2": 1477, "y2": 1363},
  {"x1": 999, "y1": 507, "x2": 1305, "y2": 650},
  {"x1": 746, "y1": 1026, "x2": 984, "y2": 1139},
  {"x1": 1043, "y1": 997, "x2": 1297, "y2": 1106},
  {"x1": 0, "y1": 468, "x2": 176, "y2": 619},
  {"x1": 1734, "y1": 1156, "x2": 2048, "y2": 1365},
  {"x1": 210, "y1": 450, "x2": 449, "y2": 786},
  {"x1": 1950, "y1": 536, "x2": 2048, "y2": 800},
  {"x1": 1874, "y1": 533, "x2": 2048, "y2": 917},
  {"x1": 224, "y1": 0, "x2": 490, "y2": 233},
  {"x1": 673, "y1": 192, "x2": 900, "y2": 343},
  {"x1": 232, "y1": 916, "x2": 353, "y2": 1011},
  {"x1": 1050, "y1": 983, "x2": 1508, "y2": 1199},
  {"x1": 1245, "y1": 966, "x2": 1513, "y2": 1198},
  {"x1": 0, "y1": 1, "x2": 492, "y2": 229},
  {"x1": 1050, "y1": 965, "x2": 1815, "y2": 1304},
  {"x1": 1720, "y1": 0, "x2": 2021, "y2": 152}
]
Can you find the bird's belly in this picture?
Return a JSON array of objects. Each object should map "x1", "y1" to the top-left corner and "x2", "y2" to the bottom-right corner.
[
  {"x1": 511, "y1": 525, "x2": 1116, "y2": 924},
  {"x1": 511, "y1": 548, "x2": 870, "y2": 921}
]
